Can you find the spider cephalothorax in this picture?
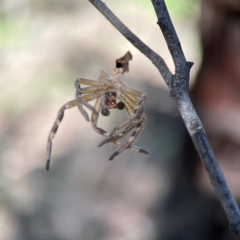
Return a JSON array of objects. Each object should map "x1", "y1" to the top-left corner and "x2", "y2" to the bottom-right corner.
[{"x1": 45, "y1": 51, "x2": 149, "y2": 171}]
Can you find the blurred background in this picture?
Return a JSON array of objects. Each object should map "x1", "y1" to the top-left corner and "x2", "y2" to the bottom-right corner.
[{"x1": 0, "y1": 0, "x2": 240, "y2": 239}]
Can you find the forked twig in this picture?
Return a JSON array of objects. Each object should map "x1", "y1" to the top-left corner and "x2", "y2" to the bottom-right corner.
[{"x1": 89, "y1": 0, "x2": 240, "y2": 235}]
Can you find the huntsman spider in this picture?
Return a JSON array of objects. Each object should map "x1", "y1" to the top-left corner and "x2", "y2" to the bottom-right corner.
[{"x1": 45, "y1": 51, "x2": 149, "y2": 171}]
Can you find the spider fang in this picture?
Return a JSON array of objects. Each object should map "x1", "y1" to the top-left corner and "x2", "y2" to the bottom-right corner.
[
  {"x1": 105, "y1": 92, "x2": 117, "y2": 109},
  {"x1": 45, "y1": 51, "x2": 149, "y2": 171}
]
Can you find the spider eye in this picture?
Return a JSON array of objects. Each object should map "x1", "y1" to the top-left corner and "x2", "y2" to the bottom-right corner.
[
  {"x1": 101, "y1": 108, "x2": 110, "y2": 116},
  {"x1": 117, "y1": 102, "x2": 125, "y2": 110}
]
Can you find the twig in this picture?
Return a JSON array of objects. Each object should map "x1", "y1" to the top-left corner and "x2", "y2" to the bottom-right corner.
[
  {"x1": 89, "y1": 0, "x2": 240, "y2": 235},
  {"x1": 88, "y1": 0, "x2": 172, "y2": 85}
]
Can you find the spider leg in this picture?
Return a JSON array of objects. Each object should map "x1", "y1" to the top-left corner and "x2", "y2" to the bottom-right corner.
[
  {"x1": 123, "y1": 87, "x2": 147, "y2": 102},
  {"x1": 98, "y1": 128, "x2": 149, "y2": 155},
  {"x1": 122, "y1": 86, "x2": 147, "y2": 115},
  {"x1": 98, "y1": 132, "x2": 149, "y2": 155},
  {"x1": 109, "y1": 109, "x2": 143, "y2": 137},
  {"x1": 114, "y1": 142, "x2": 149, "y2": 155},
  {"x1": 109, "y1": 115, "x2": 146, "y2": 160},
  {"x1": 98, "y1": 122, "x2": 137, "y2": 147},
  {"x1": 109, "y1": 89, "x2": 146, "y2": 137},
  {"x1": 104, "y1": 85, "x2": 148, "y2": 159},
  {"x1": 97, "y1": 110, "x2": 149, "y2": 158},
  {"x1": 75, "y1": 93, "x2": 97, "y2": 121},
  {"x1": 75, "y1": 78, "x2": 100, "y2": 87},
  {"x1": 82, "y1": 81, "x2": 148, "y2": 156},
  {"x1": 91, "y1": 96, "x2": 108, "y2": 137},
  {"x1": 127, "y1": 145, "x2": 149, "y2": 155},
  {"x1": 92, "y1": 95, "x2": 149, "y2": 154},
  {"x1": 45, "y1": 99, "x2": 77, "y2": 171},
  {"x1": 76, "y1": 91, "x2": 98, "y2": 116},
  {"x1": 75, "y1": 78, "x2": 100, "y2": 120}
]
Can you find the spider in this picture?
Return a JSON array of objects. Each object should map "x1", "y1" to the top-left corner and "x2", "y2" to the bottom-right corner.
[{"x1": 45, "y1": 51, "x2": 149, "y2": 171}]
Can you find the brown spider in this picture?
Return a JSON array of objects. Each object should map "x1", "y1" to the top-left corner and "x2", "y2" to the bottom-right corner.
[{"x1": 45, "y1": 51, "x2": 149, "y2": 171}]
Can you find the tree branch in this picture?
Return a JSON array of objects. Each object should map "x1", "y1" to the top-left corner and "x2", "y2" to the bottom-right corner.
[
  {"x1": 89, "y1": 0, "x2": 240, "y2": 235},
  {"x1": 88, "y1": 0, "x2": 172, "y2": 85}
]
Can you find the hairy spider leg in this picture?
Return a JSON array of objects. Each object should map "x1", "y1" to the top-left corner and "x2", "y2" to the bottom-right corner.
[
  {"x1": 96, "y1": 84, "x2": 149, "y2": 160},
  {"x1": 75, "y1": 78, "x2": 101, "y2": 121},
  {"x1": 109, "y1": 87, "x2": 147, "y2": 136},
  {"x1": 74, "y1": 54, "x2": 146, "y2": 161},
  {"x1": 46, "y1": 91, "x2": 103, "y2": 171},
  {"x1": 109, "y1": 116, "x2": 147, "y2": 160},
  {"x1": 90, "y1": 93, "x2": 140, "y2": 142},
  {"x1": 98, "y1": 121, "x2": 137, "y2": 146},
  {"x1": 96, "y1": 86, "x2": 149, "y2": 158},
  {"x1": 91, "y1": 92, "x2": 149, "y2": 155},
  {"x1": 113, "y1": 139, "x2": 149, "y2": 155},
  {"x1": 124, "y1": 87, "x2": 147, "y2": 113},
  {"x1": 76, "y1": 78, "x2": 112, "y2": 136},
  {"x1": 119, "y1": 92, "x2": 139, "y2": 115},
  {"x1": 45, "y1": 92, "x2": 102, "y2": 171},
  {"x1": 78, "y1": 93, "x2": 98, "y2": 121},
  {"x1": 78, "y1": 75, "x2": 117, "y2": 136},
  {"x1": 91, "y1": 95, "x2": 109, "y2": 137},
  {"x1": 99, "y1": 112, "x2": 149, "y2": 159},
  {"x1": 45, "y1": 99, "x2": 77, "y2": 171},
  {"x1": 97, "y1": 91, "x2": 140, "y2": 145}
]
